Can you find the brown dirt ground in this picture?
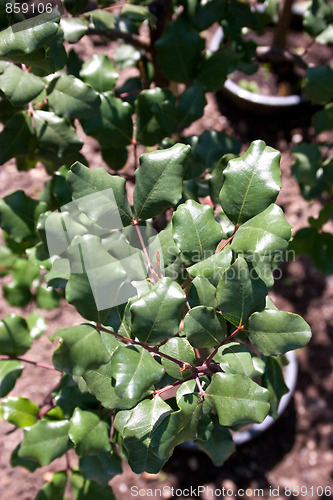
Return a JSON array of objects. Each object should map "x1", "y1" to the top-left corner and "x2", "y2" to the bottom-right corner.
[{"x1": 1, "y1": 31, "x2": 333, "y2": 500}]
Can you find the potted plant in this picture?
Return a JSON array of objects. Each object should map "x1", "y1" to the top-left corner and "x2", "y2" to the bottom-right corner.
[
  {"x1": 0, "y1": 3, "x2": 312, "y2": 498},
  {"x1": 210, "y1": 0, "x2": 333, "y2": 114}
]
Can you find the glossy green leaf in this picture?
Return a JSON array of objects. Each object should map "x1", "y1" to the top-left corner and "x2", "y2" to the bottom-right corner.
[
  {"x1": 133, "y1": 144, "x2": 190, "y2": 221},
  {"x1": 27, "y1": 312, "x2": 47, "y2": 340},
  {"x1": 18, "y1": 419, "x2": 71, "y2": 466},
  {"x1": 130, "y1": 277, "x2": 186, "y2": 345},
  {"x1": 50, "y1": 324, "x2": 110, "y2": 376},
  {"x1": 63, "y1": 0, "x2": 88, "y2": 15},
  {"x1": 70, "y1": 471, "x2": 116, "y2": 500},
  {"x1": 0, "y1": 360, "x2": 23, "y2": 397},
  {"x1": 246, "y1": 310, "x2": 312, "y2": 356},
  {"x1": 0, "y1": 314, "x2": 32, "y2": 356},
  {"x1": 220, "y1": 140, "x2": 281, "y2": 225},
  {"x1": 34, "y1": 110, "x2": 82, "y2": 158},
  {"x1": 205, "y1": 372, "x2": 270, "y2": 427},
  {"x1": 79, "y1": 451, "x2": 122, "y2": 486},
  {"x1": 135, "y1": 88, "x2": 171, "y2": 146},
  {"x1": 231, "y1": 204, "x2": 292, "y2": 255},
  {"x1": 10, "y1": 444, "x2": 40, "y2": 472},
  {"x1": 187, "y1": 247, "x2": 232, "y2": 280},
  {"x1": 172, "y1": 200, "x2": 223, "y2": 261},
  {"x1": 114, "y1": 397, "x2": 172, "y2": 473},
  {"x1": 3, "y1": 282, "x2": 32, "y2": 307},
  {"x1": 80, "y1": 92, "x2": 132, "y2": 148},
  {"x1": 47, "y1": 75, "x2": 100, "y2": 119},
  {"x1": 159, "y1": 338, "x2": 195, "y2": 379},
  {"x1": 67, "y1": 161, "x2": 133, "y2": 227},
  {"x1": 151, "y1": 403, "x2": 202, "y2": 459},
  {"x1": 36, "y1": 285, "x2": 60, "y2": 310},
  {"x1": 0, "y1": 190, "x2": 46, "y2": 247},
  {"x1": 60, "y1": 17, "x2": 88, "y2": 43},
  {"x1": 80, "y1": 54, "x2": 118, "y2": 92},
  {"x1": 83, "y1": 360, "x2": 141, "y2": 410},
  {"x1": 216, "y1": 256, "x2": 267, "y2": 327},
  {"x1": 195, "y1": 414, "x2": 235, "y2": 466},
  {"x1": 262, "y1": 356, "x2": 289, "y2": 419},
  {"x1": 0, "y1": 10, "x2": 60, "y2": 60},
  {"x1": 0, "y1": 64, "x2": 44, "y2": 106},
  {"x1": 111, "y1": 345, "x2": 164, "y2": 400},
  {"x1": 305, "y1": 65, "x2": 333, "y2": 105},
  {"x1": 102, "y1": 145, "x2": 128, "y2": 171},
  {"x1": 35, "y1": 471, "x2": 67, "y2": 500},
  {"x1": 213, "y1": 342, "x2": 258, "y2": 378},
  {"x1": 209, "y1": 154, "x2": 236, "y2": 205},
  {"x1": 303, "y1": 0, "x2": 333, "y2": 37},
  {"x1": 64, "y1": 235, "x2": 129, "y2": 323},
  {"x1": 188, "y1": 277, "x2": 217, "y2": 308},
  {"x1": 177, "y1": 83, "x2": 207, "y2": 129},
  {"x1": 156, "y1": 19, "x2": 204, "y2": 83},
  {"x1": 0, "y1": 112, "x2": 36, "y2": 165},
  {"x1": 184, "y1": 306, "x2": 227, "y2": 349},
  {"x1": 69, "y1": 408, "x2": 111, "y2": 456},
  {"x1": 1, "y1": 396, "x2": 39, "y2": 428}
]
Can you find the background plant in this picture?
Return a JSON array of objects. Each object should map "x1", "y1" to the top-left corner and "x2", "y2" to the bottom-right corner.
[{"x1": 0, "y1": 0, "x2": 325, "y2": 498}]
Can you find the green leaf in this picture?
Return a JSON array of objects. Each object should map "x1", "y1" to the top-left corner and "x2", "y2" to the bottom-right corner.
[
  {"x1": 130, "y1": 277, "x2": 186, "y2": 345},
  {"x1": 219, "y1": 140, "x2": 281, "y2": 225},
  {"x1": 80, "y1": 92, "x2": 132, "y2": 148},
  {"x1": 0, "y1": 63, "x2": 44, "y2": 106},
  {"x1": 262, "y1": 356, "x2": 289, "y2": 419},
  {"x1": 312, "y1": 103, "x2": 333, "y2": 133},
  {"x1": 304, "y1": 65, "x2": 333, "y2": 105},
  {"x1": 197, "y1": 48, "x2": 239, "y2": 92},
  {"x1": 216, "y1": 256, "x2": 267, "y2": 327},
  {"x1": 177, "y1": 83, "x2": 207, "y2": 129},
  {"x1": 110, "y1": 345, "x2": 165, "y2": 400},
  {"x1": 188, "y1": 277, "x2": 217, "y2": 308},
  {"x1": 231, "y1": 204, "x2": 292, "y2": 255},
  {"x1": 134, "y1": 144, "x2": 189, "y2": 219},
  {"x1": 70, "y1": 471, "x2": 116, "y2": 500},
  {"x1": 195, "y1": 415, "x2": 235, "y2": 467},
  {"x1": 0, "y1": 314, "x2": 32, "y2": 356},
  {"x1": 135, "y1": 88, "x2": 172, "y2": 146},
  {"x1": 69, "y1": 408, "x2": 111, "y2": 456},
  {"x1": 18, "y1": 419, "x2": 71, "y2": 466},
  {"x1": 304, "y1": 0, "x2": 333, "y2": 37},
  {"x1": 210, "y1": 154, "x2": 236, "y2": 205},
  {"x1": 246, "y1": 309, "x2": 312, "y2": 356},
  {"x1": 172, "y1": 200, "x2": 223, "y2": 261},
  {"x1": 213, "y1": 342, "x2": 258, "y2": 378},
  {"x1": 133, "y1": 144, "x2": 190, "y2": 221},
  {"x1": 79, "y1": 451, "x2": 122, "y2": 486},
  {"x1": 34, "y1": 110, "x2": 83, "y2": 158},
  {"x1": 83, "y1": 360, "x2": 141, "y2": 410},
  {"x1": 155, "y1": 19, "x2": 204, "y2": 83},
  {"x1": 35, "y1": 471, "x2": 68, "y2": 500},
  {"x1": 114, "y1": 397, "x2": 172, "y2": 473},
  {"x1": 36, "y1": 285, "x2": 60, "y2": 310},
  {"x1": 102, "y1": 145, "x2": 128, "y2": 171},
  {"x1": 67, "y1": 161, "x2": 133, "y2": 227},
  {"x1": 27, "y1": 312, "x2": 47, "y2": 340},
  {"x1": 159, "y1": 337, "x2": 195, "y2": 379},
  {"x1": 63, "y1": 0, "x2": 88, "y2": 15},
  {"x1": 50, "y1": 324, "x2": 110, "y2": 376},
  {"x1": 1, "y1": 396, "x2": 39, "y2": 428},
  {"x1": 84, "y1": 9, "x2": 115, "y2": 30},
  {"x1": 184, "y1": 306, "x2": 227, "y2": 349},
  {"x1": 205, "y1": 372, "x2": 270, "y2": 427},
  {"x1": 47, "y1": 75, "x2": 100, "y2": 119},
  {"x1": 80, "y1": 54, "x2": 118, "y2": 93},
  {"x1": 0, "y1": 10, "x2": 60, "y2": 61},
  {"x1": 0, "y1": 112, "x2": 36, "y2": 165},
  {"x1": 187, "y1": 247, "x2": 232, "y2": 280},
  {"x1": 60, "y1": 17, "x2": 88, "y2": 43},
  {"x1": 10, "y1": 444, "x2": 40, "y2": 472},
  {"x1": 0, "y1": 360, "x2": 23, "y2": 397},
  {"x1": 0, "y1": 190, "x2": 46, "y2": 247}
]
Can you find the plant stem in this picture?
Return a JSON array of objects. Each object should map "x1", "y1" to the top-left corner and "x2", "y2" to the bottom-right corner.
[
  {"x1": 132, "y1": 220, "x2": 160, "y2": 282},
  {"x1": 87, "y1": 28, "x2": 150, "y2": 51},
  {"x1": 99, "y1": 325, "x2": 185, "y2": 368},
  {"x1": 216, "y1": 224, "x2": 239, "y2": 253},
  {"x1": 0, "y1": 354, "x2": 58, "y2": 371},
  {"x1": 272, "y1": 0, "x2": 294, "y2": 50}
]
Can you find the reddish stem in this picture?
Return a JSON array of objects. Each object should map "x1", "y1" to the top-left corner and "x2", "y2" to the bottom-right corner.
[{"x1": 0, "y1": 354, "x2": 57, "y2": 371}]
